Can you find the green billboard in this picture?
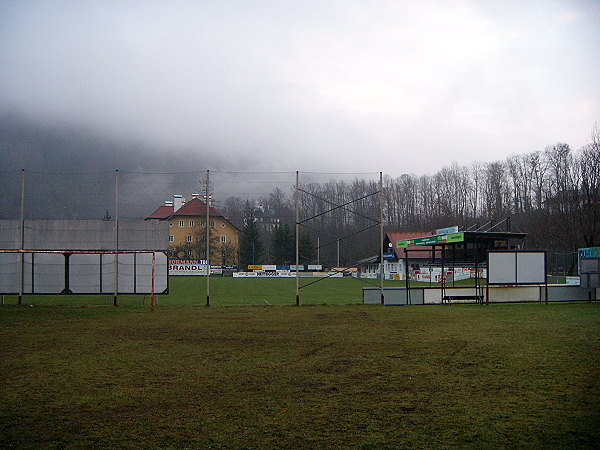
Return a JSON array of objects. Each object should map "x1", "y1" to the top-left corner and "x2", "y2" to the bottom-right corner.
[{"x1": 396, "y1": 232, "x2": 464, "y2": 248}]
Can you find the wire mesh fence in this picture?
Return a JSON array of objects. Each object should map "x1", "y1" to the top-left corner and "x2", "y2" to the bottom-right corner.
[
  {"x1": 296, "y1": 171, "x2": 384, "y2": 302},
  {"x1": 0, "y1": 169, "x2": 386, "y2": 306}
]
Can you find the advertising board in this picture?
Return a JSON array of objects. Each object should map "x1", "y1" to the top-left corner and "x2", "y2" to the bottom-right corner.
[
  {"x1": 168, "y1": 259, "x2": 221, "y2": 275},
  {"x1": 397, "y1": 232, "x2": 464, "y2": 248}
]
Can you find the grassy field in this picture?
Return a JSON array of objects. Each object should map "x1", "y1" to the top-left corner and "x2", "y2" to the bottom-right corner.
[
  {"x1": 0, "y1": 275, "x2": 479, "y2": 308},
  {"x1": 1, "y1": 279, "x2": 599, "y2": 448}
]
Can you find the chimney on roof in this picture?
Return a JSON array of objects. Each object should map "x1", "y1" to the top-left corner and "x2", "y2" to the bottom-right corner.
[
  {"x1": 173, "y1": 195, "x2": 185, "y2": 212},
  {"x1": 191, "y1": 193, "x2": 200, "y2": 200},
  {"x1": 165, "y1": 200, "x2": 174, "y2": 207}
]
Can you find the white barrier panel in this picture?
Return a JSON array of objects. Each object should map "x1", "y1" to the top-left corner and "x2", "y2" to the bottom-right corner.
[
  {"x1": 363, "y1": 287, "x2": 424, "y2": 305},
  {"x1": 364, "y1": 284, "x2": 596, "y2": 305},
  {"x1": 1, "y1": 251, "x2": 168, "y2": 294},
  {"x1": 488, "y1": 251, "x2": 546, "y2": 285}
]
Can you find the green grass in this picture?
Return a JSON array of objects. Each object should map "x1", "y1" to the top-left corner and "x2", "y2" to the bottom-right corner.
[
  {"x1": 0, "y1": 276, "x2": 480, "y2": 308},
  {"x1": 1, "y1": 281, "x2": 599, "y2": 448},
  {"x1": 1, "y1": 276, "x2": 389, "y2": 307}
]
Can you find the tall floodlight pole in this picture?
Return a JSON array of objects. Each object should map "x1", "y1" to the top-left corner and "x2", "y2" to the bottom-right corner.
[
  {"x1": 114, "y1": 169, "x2": 119, "y2": 307},
  {"x1": 295, "y1": 171, "x2": 300, "y2": 306},
  {"x1": 380, "y1": 171, "x2": 385, "y2": 305},
  {"x1": 206, "y1": 170, "x2": 210, "y2": 307},
  {"x1": 18, "y1": 169, "x2": 25, "y2": 306}
]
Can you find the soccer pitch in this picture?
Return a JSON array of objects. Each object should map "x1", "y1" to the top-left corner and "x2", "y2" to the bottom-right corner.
[
  {"x1": 0, "y1": 275, "x2": 482, "y2": 308},
  {"x1": 1, "y1": 276, "x2": 393, "y2": 307},
  {"x1": 0, "y1": 280, "x2": 599, "y2": 447}
]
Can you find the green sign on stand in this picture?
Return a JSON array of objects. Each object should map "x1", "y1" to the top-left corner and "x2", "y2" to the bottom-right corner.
[{"x1": 397, "y1": 232, "x2": 464, "y2": 248}]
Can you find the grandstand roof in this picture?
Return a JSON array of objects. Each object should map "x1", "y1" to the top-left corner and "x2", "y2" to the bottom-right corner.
[{"x1": 385, "y1": 232, "x2": 438, "y2": 259}]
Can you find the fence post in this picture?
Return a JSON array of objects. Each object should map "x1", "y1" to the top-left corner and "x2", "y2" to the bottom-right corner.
[
  {"x1": 114, "y1": 169, "x2": 119, "y2": 307},
  {"x1": 18, "y1": 169, "x2": 25, "y2": 305},
  {"x1": 206, "y1": 169, "x2": 210, "y2": 307},
  {"x1": 151, "y1": 252, "x2": 155, "y2": 312},
  {"x1": 295, "y1": 171, "x2": 300, "y2": 306},
  {"x1": 379, "y1": 171, "x2": 384, "y2": 305}
]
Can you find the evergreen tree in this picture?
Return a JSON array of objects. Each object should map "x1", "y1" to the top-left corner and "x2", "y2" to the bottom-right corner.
[
  {"x1": 239, "y1": 204, "x2": 264, "y2": 267},
  {"x1": 272, "y1": 223, "x2": 295, "y2": 264},
  {"x1": 299, "y1": 232, "x2": 315, "y2": 263}
]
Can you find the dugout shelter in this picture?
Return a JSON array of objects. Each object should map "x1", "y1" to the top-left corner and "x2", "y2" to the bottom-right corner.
[{"x1": 394, "y1": 222, "x2": 527, "y2": 304}]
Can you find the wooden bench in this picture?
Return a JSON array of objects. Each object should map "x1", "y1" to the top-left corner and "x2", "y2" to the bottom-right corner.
[{"x1": 442, "y1": 295, "x2": 484, "y2": 305}]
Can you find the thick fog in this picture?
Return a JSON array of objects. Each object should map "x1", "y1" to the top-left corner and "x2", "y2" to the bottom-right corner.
[{"x1": 1, "y1": 1, "x2": 599, "y2": 174}]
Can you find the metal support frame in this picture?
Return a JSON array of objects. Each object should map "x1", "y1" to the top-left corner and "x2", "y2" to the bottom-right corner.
[
  {"x1": 2, "y1": 249, "x2": 163, "y2": 306},
  {"x1": 295, "y1": 172, "x2": 383, "y2": 303}
]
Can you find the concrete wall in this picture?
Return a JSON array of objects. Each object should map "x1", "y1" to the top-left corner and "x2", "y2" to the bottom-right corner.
[
  {"x1": 363, "y1": 287, "x2": 424, "y2": 305},
  {"x1": 364, "y1": 285, "x2": 598, "y2": 305},
  {"x1": 0, "y1": 219, "x2": 168, "y2": 250},
  {"x1": 487, "y1": 286, "x2": 541, "y2": 302}
]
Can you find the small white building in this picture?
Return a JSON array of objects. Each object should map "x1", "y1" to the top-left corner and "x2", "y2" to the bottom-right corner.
[{"x1": 358, "y1": 232, "x2": 440, "y2": 280}]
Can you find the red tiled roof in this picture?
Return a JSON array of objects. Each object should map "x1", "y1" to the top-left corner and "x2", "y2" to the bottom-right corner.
[
  {"x1": 147, "y1": 198, "x2": 227, "y2": 220},
  {"x1": 173, "y1": 198, "x2": 225, "y2": 217},
  {"x1": 147, "y1": 205, "x2": 174, "y2": 219}
]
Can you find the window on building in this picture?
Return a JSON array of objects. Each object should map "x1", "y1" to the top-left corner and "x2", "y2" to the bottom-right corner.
[
  {"x1": 221, "y1": 223, "x2": 226, "y2": 228},
  {"x1": 187, "y1": 235, "x2": 193, "y2": 242},
  {"x1": 169, "y1": 222, "x2": 173, "y2": 227},
  {"x1": 201, "y1": 221, "x2": 206, "y2": 227},
  {"x1": 220, "y1": 236, "x2": 227, "y2": 243},
  {"x1": 189, "y1": 220, "x2": 195, "y2": 227},
  {"x1": 179, "y1": 220, "x2": 184, "y2": 227},
  {"x1": 210, "y1": 220, "x2": 215, "y2": 228},
  {"x1": 169, "y1": 235, "x2": 174, "y2": 242}
]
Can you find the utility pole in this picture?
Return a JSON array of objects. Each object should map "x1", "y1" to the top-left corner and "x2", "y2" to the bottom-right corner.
[
  {"x1": 379, "y1": 171, "x2": 385, "y2": 305},
  {"x1": 295, "y1": 171, "x2": 300, "y2": 306},
  {"x1": 205, "y1": 170, "x2": 210, "y2": 307},
  {"x1": 113, "y1": 169, "x2": 119, "y2": 307},
  {"x1": 18, "y1": 169, "x2": 25, "y2": 306}
]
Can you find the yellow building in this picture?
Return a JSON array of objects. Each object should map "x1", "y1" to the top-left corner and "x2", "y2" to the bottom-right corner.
[{"x1": 147, "y1": 195, "x2": 239, "y2": 265}]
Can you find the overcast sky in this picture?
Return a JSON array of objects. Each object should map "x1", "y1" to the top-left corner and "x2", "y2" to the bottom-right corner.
[{"x1": 1, "y1": 0, "x2": 599, "y2": 174}]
